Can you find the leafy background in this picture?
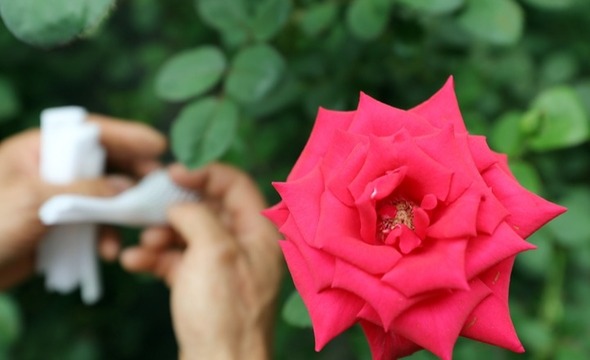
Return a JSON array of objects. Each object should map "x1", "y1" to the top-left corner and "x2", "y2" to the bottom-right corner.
[{"x1": 0, "y1": 0, "x2": 589, "y2": 359}]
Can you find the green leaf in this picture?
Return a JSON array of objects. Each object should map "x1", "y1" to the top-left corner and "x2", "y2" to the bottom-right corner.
[
  {"x1": 489, "y1": 111, "x2": 525, "y2": 157},
  {"x1": 250, "y1": 0, "x2": 292, "y2": 41},
  {"x1": 458, "y1": 0, "x2": 523, "y2": 46},
  {"x1": 196, "y1": 0, "x2": 248, "y2": 31},
  {"x1": 574, "y1": 80, "x2": 590, "y2": 115},
  {"x1": 0, "y1": 294, "x2": 21, "y2": 348},
  {"x1": 225, "y1": 44, "x2": 286, "y2": 104},
  {"x1": 0, "y1": 77, "x2": 19, "y2": 122},
  {"x1": 527, "y1": 87, "x2": 589, "y2": 151},
  {"x1": 282, "y1": 291, "x2": 312, "y2": 328},
  {"x1": 299, "y1": 3, "x2": 338, "y2": 37},
  {"x1": 547, "y1": 188, "x2": 590, "y2": 247},
  {"x1": 540, "y1": 52, "x2": 578, "y2": 87},
  {"x1": 0, "y1": 0, "x2": 114, "y2": 47},
  {"x1": 508, "y1": 160, "x2": 543, "y2": 195},
  {"x1": 243, "y1": 73, "x2": 303, "y2": 118},
  {"x1": 171, "y1": 97, "x2": 239, "y2": 169},
  {"x1": 397, "y1": 0, "x2": 464, "y2": 15},
  {"x1": 522, "y1": 0, "x2": 575, "y2": 10},
  {"x1": 155, "y1": 46, "x2": 226, "y2": 102},
  {"x1": 346, "y1": 0, "x2": 391, "y2": 41}
]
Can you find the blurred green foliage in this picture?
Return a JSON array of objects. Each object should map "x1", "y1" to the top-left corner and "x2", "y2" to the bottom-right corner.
[{"x1": 0, "y1": 0, "x2": 589, "y2": 359}]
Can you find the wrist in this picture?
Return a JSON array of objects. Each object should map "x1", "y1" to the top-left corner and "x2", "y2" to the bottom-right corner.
[{"x1": 178, "y1": 327, "x2": 270, "y2": 360}]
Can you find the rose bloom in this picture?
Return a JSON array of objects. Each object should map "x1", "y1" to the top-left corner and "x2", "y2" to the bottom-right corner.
[{"x1": 265, "y1": 78, "x2": 565, "y2": 360}]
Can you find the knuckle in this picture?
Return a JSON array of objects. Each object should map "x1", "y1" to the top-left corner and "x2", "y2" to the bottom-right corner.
[{"x1": 211, "y1": 241, "x2": 240, "y2": 264}]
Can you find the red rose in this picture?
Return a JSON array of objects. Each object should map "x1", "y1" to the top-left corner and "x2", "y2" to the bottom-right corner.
[{"x1": 264, "y1": 78, "x2": 566, "y2": 360}]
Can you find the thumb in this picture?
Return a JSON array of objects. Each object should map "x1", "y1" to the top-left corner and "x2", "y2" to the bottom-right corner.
[
  {"x1": 167, "y1": 202, "x2": 234, "y2": 250},
  {"x1": 40, "y1": 175, "x2": 134, "y2": 202}
]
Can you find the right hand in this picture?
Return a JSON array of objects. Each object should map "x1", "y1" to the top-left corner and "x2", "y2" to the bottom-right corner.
[{"x1": 121, "y1": 163, "x2": 283, "y2": 359}]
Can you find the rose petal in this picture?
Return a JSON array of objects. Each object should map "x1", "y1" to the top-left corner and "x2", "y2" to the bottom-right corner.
[
  {"x1": 482, "y1": 164, "x2": 567, "y2": 238},
  {"x1": 315, "y1": 189, "x2": 363, "y2": 246},
  {"x1": 413, "y1": 207, "x2": 430, "y2": 239},
  {"x1": 289, "y1": 108, "x2": 355, "y2": 181},
  {"x1": 262, "y1": 201, "x2": 289, "y2": 228},
  {"x1": 466, "y1": 222, "x2": 535, "y2": 279},
  {"x1": 274, "y1": 165, "x2": 324, "y2": 246},
  {"x1": 322, "y1": 235, "x2": 403, "y2": 275},
  {"x1": 478, "y1": 257, "x2": 515, "y2": 304},
  {"x1": 468, "y1": 135, "x2": 511, "y2": 175},
  {"x1": 356, "y1": 167, "x2": 408, "y2": 243},
  {"x1": 427, "y1": 185, "x2": 481, "y2": 239},
  {"x1": 349, "y1": 136, "x2": 453, "y2": 202},
  {"x1": 350, "y1": 93, "x2": 433, "y2": 137},
  {"x1": 476, "y1": 189, "x2": 509, "y2": 235},
  {"x1": 465, "y1": 258, "x2": 523, "y2": 351},
  {"x1": 409, "y1": 76, "x2": 467, "y2": 133},
  {"x1": 282, "y1": 215, "x2": 335, "y2": 291},
  {"x1": 382, "y1": 238, "x2": 470, "y2": 297},
  {"x1": 461, "y1": 287, "x2": 524, "y2": 353},
  {"x1": 332, "y1": 260, "x2": 414, "y2": 328},
  {"x1": 360, "y1": 320, "x2": 421, "y2": 360},
  {"x1": 325, "y1": 132, "x2": 370, "y2": 206},
  {"x1": 280, "y1": 241, "x2": 364, "y2": 350},
  {"x1": 392, "y1": 279, "x2": 492, "y2": 360},
  {"x1": 462, "y1": 261, "x2": 524, "y2": 353},
  {"x1": 414, "y1": 126, "x2": 477, "y2": 201},
  {"x1": 398, "y1": 226, "x2": 422, "y2": 254}
]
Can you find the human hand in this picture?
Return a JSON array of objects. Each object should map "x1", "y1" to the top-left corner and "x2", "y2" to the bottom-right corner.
[
  {"x1": 121, "y1": 163, "x2": 283, "y2": 360},
  {"x1": 0, "y1": 114, "x2": 166, "y2": 289}
]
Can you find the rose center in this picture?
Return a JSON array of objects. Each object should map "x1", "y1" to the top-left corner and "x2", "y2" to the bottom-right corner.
[{"x1": 378, "y1": 200, "x2": 415, "y2": 239}]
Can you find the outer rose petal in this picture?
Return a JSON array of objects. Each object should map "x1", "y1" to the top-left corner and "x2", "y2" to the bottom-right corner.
[
  {"x1": 409, "y1": 76, "x2": 467, "y2": 133},
  {"x1": 289, "y1": 108, "x2": 355, "y2": 181},
  {"x1": 461, "y1": 259, "x2": 524, "y2": 352},
  {"x1": 482, "y1": 164, "x2": 567, "y2": 238},
  {"x1": 465, "y1": 222, "x2": 535, "y2": 279},
  {"x1": 392, "y1": 279, "x2": 492, "y2": 360},
  {"x1": 361, "y1": 320, "x2": 421, "y2": 360},
  {"x1": 280, "y1": 241, "x2": 364, "y2": 350},
  {"x1": 281, "y1": 215, "x2": 334, "y2": 291},
  {"x1": 467, "y1": 135, "x2": 512, "y2": 175},
  {"x1": 350, "y1": 93, "x2": 434, "y2": 137},
  {"x1": 461, "y1": 292, "x2": 524, "y2": 352},
  {"x1": 262, "y1": 201, "x2": 289, "y2": 228},
  {"x1": 274, "y1": 165, "x2": 324, "y2": 246}
]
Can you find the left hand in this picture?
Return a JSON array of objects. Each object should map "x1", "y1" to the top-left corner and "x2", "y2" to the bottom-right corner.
[{"x1": 0, "y1": 114, "x2": 166, "y2": 289}]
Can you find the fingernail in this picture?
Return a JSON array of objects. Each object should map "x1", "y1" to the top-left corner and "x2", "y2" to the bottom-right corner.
[{"x1": 106, "y1": 175, "x2": 134, "y2": 192}]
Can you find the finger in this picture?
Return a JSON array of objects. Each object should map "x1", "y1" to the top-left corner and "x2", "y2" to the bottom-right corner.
[
  {"x1": 132, "y1": 159, "x2": 162, "y2": 177},
  {"x1": 98, "y1": 226, "x2": 120, "y2": 262},
  {"x1": 140, "y1": 226, "x2": 178, "y2": 250},
  {"x1": 167, "y1": 202, "x2": 233, "y2": 249},
  {"x1": 39, "y1": 175, "x2": 134, "y2": 202},
  {"x1": 169, "y1": 163, "x2": 269, "y2": 234},
  {"x1": 87, "y1": 114, "x2": 166, "y2": 165},
  {"x1": 120, "y1": 247, "x2": 181, "y2": 286}
]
